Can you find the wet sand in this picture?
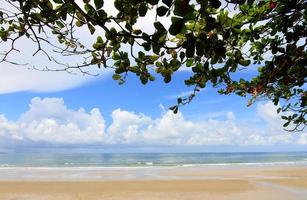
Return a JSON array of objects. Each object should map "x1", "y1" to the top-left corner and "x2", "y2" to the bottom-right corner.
[{"x1": 0, "y1": 165, "x2": 306, "y2": 200}]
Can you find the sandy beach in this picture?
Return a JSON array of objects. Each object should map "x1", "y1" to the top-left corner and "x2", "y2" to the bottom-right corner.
[{"x1": 0, "y1": 165, "x2": 307, "y2": 200}]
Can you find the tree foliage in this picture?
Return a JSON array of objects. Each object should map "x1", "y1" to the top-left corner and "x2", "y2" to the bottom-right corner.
[{"x1": 0, "y1": 0, "x2": 306, "y2": 131}]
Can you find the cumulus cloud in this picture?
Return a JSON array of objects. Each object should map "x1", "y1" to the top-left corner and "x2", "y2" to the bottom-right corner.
[
  {"x1": 4, "y1": 98, "x2": 105, "y2": 144},
  {"x1": 0, "y1": 115, "x2": 20, "y2": 140},
  {"x1": 257, "y1": 101, "x2": 285, "y2": 133},
  {"x1": 107, "y1": 109, "x2": 152, "y2": 144},
  {"x1": 0, "y1": 98, "x2": 306, "y2": 146},
  {"x1": 245, "y1": 101, "x2": 307, "y2": 146}
]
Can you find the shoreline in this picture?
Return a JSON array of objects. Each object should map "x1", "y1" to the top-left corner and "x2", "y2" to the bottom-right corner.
[
  {"x1": 0, "y1": 165, "x2": 307, "y2": 199},
  {"x1": 0, "y1": 163, "x2": 307, "y2": 180},
  {"x1": 1, "y1": 160, "x2": 307, "y2": 168}
]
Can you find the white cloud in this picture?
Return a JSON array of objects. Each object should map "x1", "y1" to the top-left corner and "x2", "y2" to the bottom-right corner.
[
  {"x1": 0, "y1": 30, "x2": 107, "y2": 94},
  {"x1": 0, "y1": 64, "x2": 98, "y2": 94},
  {"x1": 0, "y1": 0, "x2": 178, "y2": 94},
  {"x1": 0, "y1": 115, "x2": 21, "y2": 140},
  {"x1": 0, "y1": 98, "x2": 305, "y2": 146},
  {"x1": 257, "y1": 101, "x2": 284, "y2": 133},
  {"x1": 0, "y1": 30, "x2": 111, "y2": 94},
  {"x1": 8, "y1": 97, "x2": 105, "y2": 144},
  {"x1": 107, "y1": 109, "x2": 152, "y2": 144},
  {"x1": 165, "y1": 89, "x2": 207, "y2": 100},
  {"x1": 165, "y1": 90, "x2": 197, "y2": 100},
  {"x1": 0, "y1": 1, "x2": 110, "y2": 94},
  {"x1": 241, "y1": 101, "x2": 299, "y2": 145},
  {"x1": 143, "y1": 111, "x2": 195, "y2": 145},
  {"x1": 298, "y1": 134, "x2": 307, "y2": 145}
]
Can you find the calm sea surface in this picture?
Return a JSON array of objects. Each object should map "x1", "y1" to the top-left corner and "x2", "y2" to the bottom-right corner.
[{"x1": 0, "y1": 151, "x2": 307, "y2": 167}]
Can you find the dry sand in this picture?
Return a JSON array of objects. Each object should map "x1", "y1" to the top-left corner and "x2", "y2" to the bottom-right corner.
[{"x1": 0, "y1": 166, "x2": 306, "y2": 200}]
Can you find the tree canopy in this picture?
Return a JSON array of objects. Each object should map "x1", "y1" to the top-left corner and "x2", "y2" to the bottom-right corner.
[{"x1": 0, "y1": 0, "x2": 306, "y2": 131}]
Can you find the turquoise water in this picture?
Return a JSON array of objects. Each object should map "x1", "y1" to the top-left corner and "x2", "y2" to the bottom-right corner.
[{"x1": 0, "y1": 151, "x2": 307, "y2": 167}]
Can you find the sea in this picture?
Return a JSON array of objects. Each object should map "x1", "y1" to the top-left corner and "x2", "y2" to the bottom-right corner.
[{"x1": 1, "y1": 150, "x2": 307, "y2": 168}]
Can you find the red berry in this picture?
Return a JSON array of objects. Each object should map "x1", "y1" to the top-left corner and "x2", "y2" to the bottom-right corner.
[{"x1": 269, "y1": 1, "x2": 277, "y2": 9}]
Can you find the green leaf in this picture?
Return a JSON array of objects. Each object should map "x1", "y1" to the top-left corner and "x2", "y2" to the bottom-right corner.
[
  {"x1": 169, "y1": 17, "x2": 184, "y2": 36},
  {"x1": 283, "y1": 121, "x2": 290, "y2": 127},
  {"x1": 139, "y1": 3, "x2": 148, "y2": 17},
  {"x1": 204, "y1": 17, "x2": 217, "y2": 32},
  {"x1": 239, "y1": 59, "x2": 251, "y2": 66},
  {"x1": 142, "y1": 42, "x2": 151, "y2": 51},
  {"x1": 112, "y1": 74, "x2": 121, "y2": 80},
  {"x1": 133, "y1": 29, "x2": 142, "y2": 35},
  {"x1": 114, "y1": 0, "x2": 123, "y2": 11},
  {"x1": 76, "y1": 11, "x2": 85, "y2": 21},
  {"x1": 53, "y1": 0, "x2": 63, "y2": 4},
  {"x1": 152, "y1": 43, "x2": 161, "y2": 55},
  {"x1": 209, "y1": 0, "x2": 221, "y2": 9},
  {"x1": 156, "y1": 6, "x2": 169, "y2": 16},
  {"x1": 138, "y1": 51, "x2": 145, "y2": 59},
  {"x1": 150, "y1": 55, "x2": 159, "y2": 61},
  {"x1": 129, "y1": 66, "x2": 139, "y2": 73},
  {"x1": 185, "y1": 35, "x2": 196, "y2": 58},
  {"x1": 56, "y1": 21, "x2": 64, "y2": 29},
  {"x1": 162, "y1": 0, "x2": 173, "y2": 7},
  {"x1": 94, "y1": 0, "x2": 104, "y2": 9},
  {"x1": 140, "y1": 76, "x2": 148, "y2": 84},
  {"x1": 169, "y1": 106, "x2": 178, "y2": 114},
  {"x1": 87, "y1": 23, "x2": 95, "y2": 34},
  {"x1": 76, "y1": 20, "x2": 83, "y2": 27},
  {"x1": 186, "y1": 59, "x2": 194, "y2": 67},
  {"x1": 164, "y1": 74, "x2": 172, "y2": 83},
  {"x1": 177, "y1": 97, "x2": 182, "y2": 104},
  {"x1": 92, "y1": 42, "x2": 103, "y2": 50},
  {"x1": 97, "y1": 9, "x2": 107, "y2": 19},
  {"x1": 84, "y1": 4, "x2": 95, "y2": 13},
  {"x1": 281, "y1": 116, "x2": 288, "y2": 120},
  {"x1": 179, "y1": 51, "x2": 185, "y2": 62},
  {"x1": 154, "y1": 22, "x2": 166, "y2": 32},
  {"x1": 186, "y1": 46, "x2": 195, "y2": 58},
  {"x1": 97, "y1": 36, "x2": 103, "y2": 43},
  {"x1": 174, "y1": 0, "x2": 194, "y2": 17},
  {"x1": 112, "y1": 52, "x2": 120, "y2": 60},
  {"x1": 173, "y1": 106, "x2": 178, "y2": 114},
  {"x1": 46, "y1": 0, "x2": 53, "y2": 9},
  {"x1": 147, "y1": 0, "x2": 159, "y2": 5}
]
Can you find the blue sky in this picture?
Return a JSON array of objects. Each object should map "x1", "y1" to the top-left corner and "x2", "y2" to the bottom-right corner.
[
  {"x1": 0, "y1": 68, "x2": 261, "y2": 128},
  {"x1": 0, "y1": 68, "x2": 306, "y2": 151},
  {"x1": 0, "y1": 70, "x2": 253, "y2": 123}
]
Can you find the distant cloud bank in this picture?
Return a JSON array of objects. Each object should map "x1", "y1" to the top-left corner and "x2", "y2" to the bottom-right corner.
[{"x1": 0, "y1": 97, "x2": 306, "y2": 146}]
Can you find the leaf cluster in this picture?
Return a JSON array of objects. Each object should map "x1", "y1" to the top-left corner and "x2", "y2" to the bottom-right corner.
[{"x1": 0, "y1": 0, "x2": 306, "y2": 131}]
